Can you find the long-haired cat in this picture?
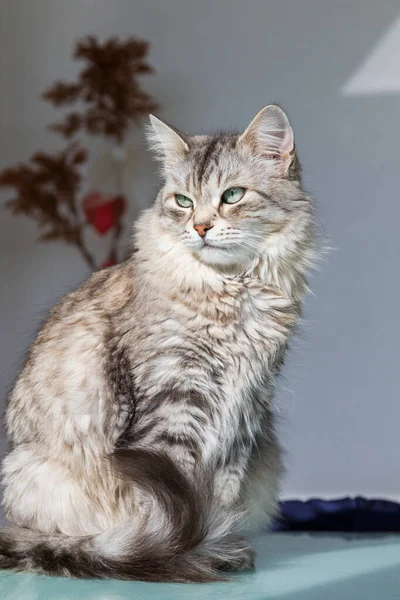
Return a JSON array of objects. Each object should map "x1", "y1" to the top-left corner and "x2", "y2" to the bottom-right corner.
[{"x1": 0, "y1": 105, "x2": 315, "y2": 582}]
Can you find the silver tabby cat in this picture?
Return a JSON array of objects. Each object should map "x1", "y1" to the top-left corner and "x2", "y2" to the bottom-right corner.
[{"x1": 1, "y1": 105, "x2": 315, "y2": 582}]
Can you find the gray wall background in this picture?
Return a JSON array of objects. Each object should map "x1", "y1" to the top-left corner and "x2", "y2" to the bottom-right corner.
[{"x1": 1, "y1": 0, "x2": 399, "y2": 513}]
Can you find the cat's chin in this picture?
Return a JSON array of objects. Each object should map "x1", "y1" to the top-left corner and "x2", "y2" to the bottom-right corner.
[{"x1": 193, "y1": 244, "x2": 254, "y2": 270}]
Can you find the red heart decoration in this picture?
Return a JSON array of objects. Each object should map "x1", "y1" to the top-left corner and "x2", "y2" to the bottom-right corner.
[{"x1": 82, "y1": 192, "x2": 126, "y2": 235}]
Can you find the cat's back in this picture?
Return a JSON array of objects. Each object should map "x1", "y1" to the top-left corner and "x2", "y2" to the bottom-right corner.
[{"x1": 6, "y1": 260, "x2": 135, "y2": 443}]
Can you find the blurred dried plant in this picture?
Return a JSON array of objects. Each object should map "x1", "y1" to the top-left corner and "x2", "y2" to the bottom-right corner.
[
  {"x1": 0, "y1": 35, "x2": 158, "y2": 268},
  {"x1": 44, "y1": 36, "x2": 158, "y2": 142}
]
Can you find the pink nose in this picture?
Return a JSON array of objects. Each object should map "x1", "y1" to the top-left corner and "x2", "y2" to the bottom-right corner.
[{"x1": 193, "y1": 223, "x2": 213, "y2": 237}]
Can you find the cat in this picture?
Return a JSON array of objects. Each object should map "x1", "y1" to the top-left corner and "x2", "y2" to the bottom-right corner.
[{"x1": 0, "y1": 105, "x2": 315, "y2": 582}]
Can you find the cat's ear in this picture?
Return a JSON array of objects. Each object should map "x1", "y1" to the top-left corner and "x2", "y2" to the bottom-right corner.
[
  {"x1": 239, "y1": 105, "x2": 295, "y2": 175},
  {"x1": 147, "y1": 115, "x2": 189, "y2": 162}
]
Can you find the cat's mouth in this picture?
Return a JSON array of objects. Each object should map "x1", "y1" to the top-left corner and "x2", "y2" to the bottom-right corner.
[{"x1": 201, "y1": 240, "x2": 228, "y2": 250}]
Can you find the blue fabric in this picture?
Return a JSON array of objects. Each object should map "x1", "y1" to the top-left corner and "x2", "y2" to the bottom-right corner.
[{"x1": 271, "y1": 497, "x2": 400, "y2": 532}]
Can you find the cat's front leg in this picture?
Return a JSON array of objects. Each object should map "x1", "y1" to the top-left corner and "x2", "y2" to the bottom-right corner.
[
  {"x1": 214, "y1": 444, "x2": 252, "y2": 507},
  {"x1": 127, "y1": 392, "x2": 212, "y2": 478},
  {"x1": 240, "y1": 431, "x2": 283, "y2": 532}
]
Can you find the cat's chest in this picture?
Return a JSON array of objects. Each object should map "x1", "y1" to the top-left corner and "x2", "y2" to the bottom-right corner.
[
  {"x1": 186, "y1": 284, "x2": 292, "y2": 368},
  {"x1": 131, "y1": 282, "x2": 294, "y2": 401},
  {"x1": 127, "y1": 283, "x2": 293, "y2": 457}
]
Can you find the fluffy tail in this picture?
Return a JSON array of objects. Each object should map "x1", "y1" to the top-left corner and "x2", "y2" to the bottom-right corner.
[{"x1": 0, "y1": 449, "x2": 253, "y2": 582}]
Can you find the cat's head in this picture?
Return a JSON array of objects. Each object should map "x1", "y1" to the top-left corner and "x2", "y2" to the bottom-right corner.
[{"x1": 147, "y1": 105, "x2": 313, "y2": 273}]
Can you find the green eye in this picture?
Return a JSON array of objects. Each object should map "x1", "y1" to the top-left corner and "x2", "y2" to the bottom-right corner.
[
  {"x1": 221, "y1": 187, "x2": 246, "y2": 204},
  {"x1": 175, "y1": 194, "x2": 193, "y2": 208}
]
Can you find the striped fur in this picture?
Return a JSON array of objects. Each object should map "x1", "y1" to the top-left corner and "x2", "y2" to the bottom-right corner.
[{"x1": 1, "y1": 105, "x2": 316, "y2": 581}]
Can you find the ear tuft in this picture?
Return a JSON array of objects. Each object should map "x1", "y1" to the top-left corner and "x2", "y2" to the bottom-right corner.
[
  {"x1": 146, "y1": 115, "x2": 189, "y2": 162},
  {"x1": 239, "y1": 105, "x2": 295, "y2": 175}
]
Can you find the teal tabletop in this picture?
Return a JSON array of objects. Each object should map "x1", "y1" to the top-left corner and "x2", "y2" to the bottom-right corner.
[{"x1": 1, "y1": 533, "x2": 400, "y2": 600}]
